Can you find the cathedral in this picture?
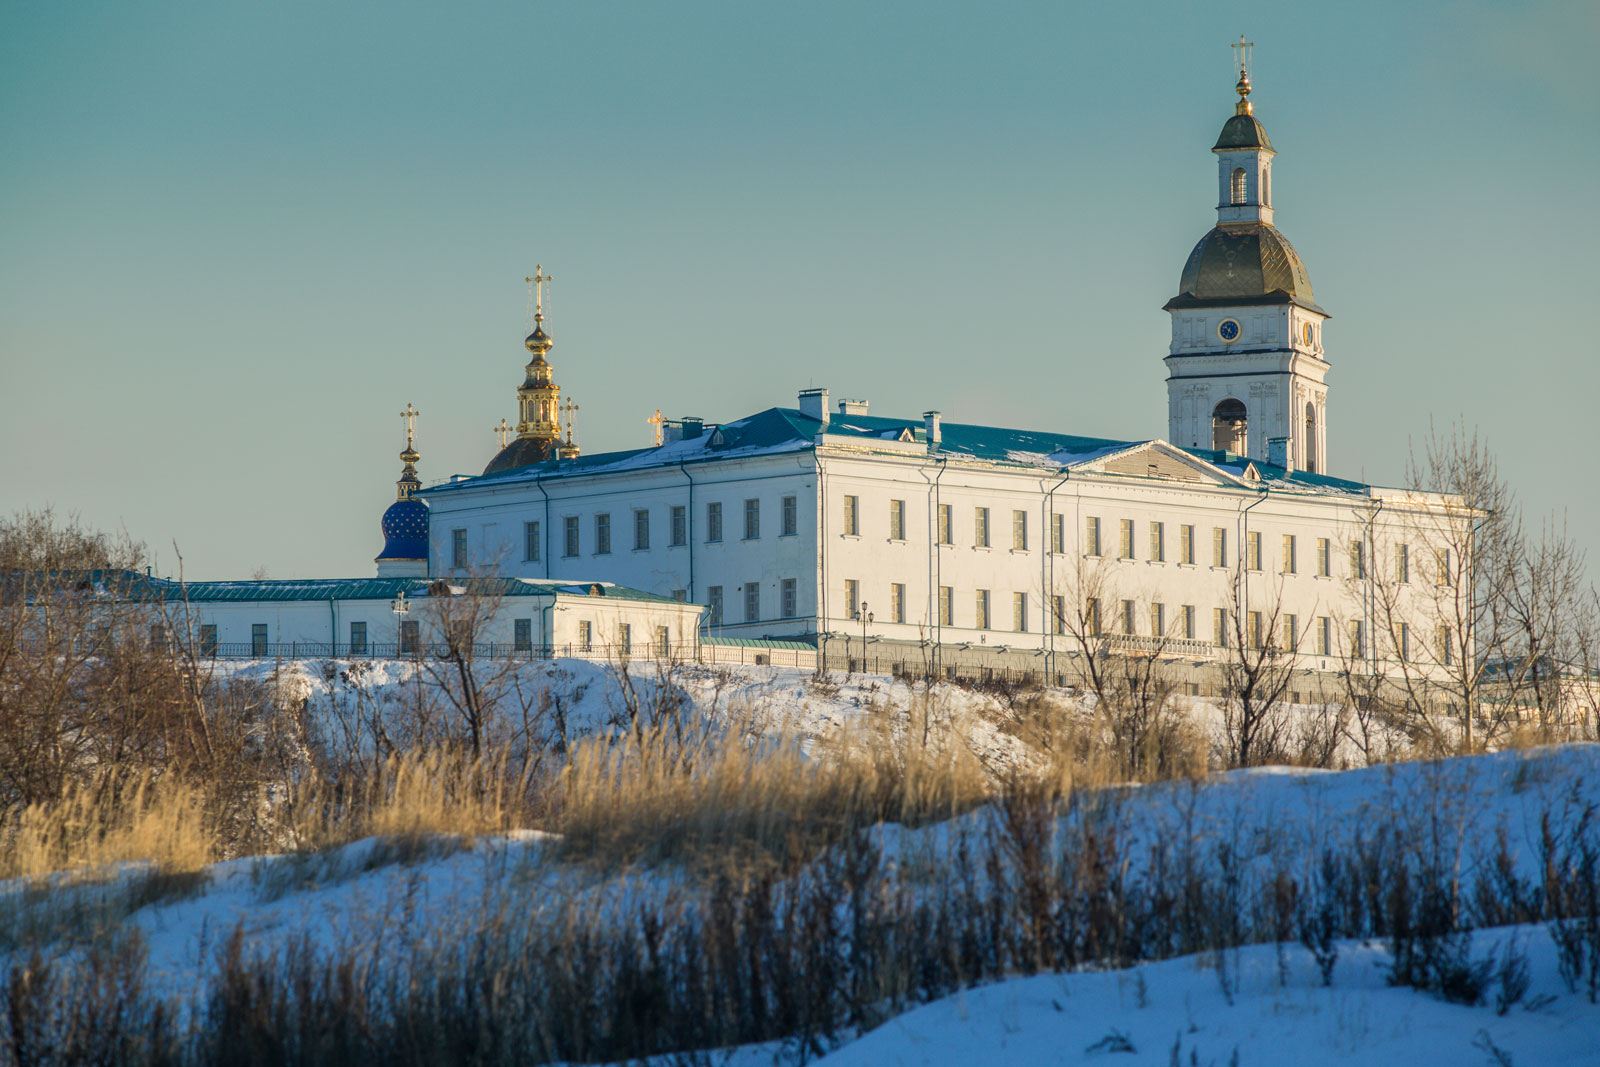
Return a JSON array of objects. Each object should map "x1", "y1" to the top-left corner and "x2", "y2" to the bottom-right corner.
[{"x1": 382, "y1": 62, "x2": 1472, "y2": 686}]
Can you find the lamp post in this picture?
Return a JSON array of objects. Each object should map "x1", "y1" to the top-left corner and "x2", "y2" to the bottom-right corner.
[
  {"x1": 391, "y1": 590, "x2": 410, "y2": 655},
  {"x1": 858, "y1": 601, "x2": 873, "y2": 674}
]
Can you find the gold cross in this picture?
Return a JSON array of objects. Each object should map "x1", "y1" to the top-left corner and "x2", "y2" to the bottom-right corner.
[
  {"x1": 400, "y1": 403, "x2": 421, "y2": 447},
  {"x1": 525, "y1": 264, "x2": 552, "y2": 323},
  {"x1": 493, "y1": 417, "x2": 512, "y2": 448},
  {"x1": 1232, "y1": 34, "x2": 1253, "y2": 78},
  {"x1": 562, "y1": 398, "x2": 579, "y2": 442},
  {"x1": 646, "y1": 407, "x2": 665, "y2": 446}
]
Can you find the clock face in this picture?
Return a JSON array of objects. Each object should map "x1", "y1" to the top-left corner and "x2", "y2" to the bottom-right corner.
[{"x1": 1217, "y1": 318, "x2": 1241, "y2": 343}]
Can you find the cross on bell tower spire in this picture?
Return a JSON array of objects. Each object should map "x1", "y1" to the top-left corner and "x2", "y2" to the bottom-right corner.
[{"x1": 1231, "y1": 34, "x2": 1255, "y2": 114}]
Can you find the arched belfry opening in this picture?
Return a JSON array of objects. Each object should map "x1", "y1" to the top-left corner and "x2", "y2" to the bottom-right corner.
[
  {"x1": 1212, "y1": 398, "x2": 1247, "y2": 454},
  {"x1": 1304, "y1": 402, "x2": 1317, "y2": 474},
  {"x1": 1230, "y1": 167, "x2": 1248, "y2": 205}
]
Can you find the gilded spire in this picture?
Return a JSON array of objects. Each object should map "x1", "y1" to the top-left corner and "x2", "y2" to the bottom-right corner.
[
  {"x1": 396, "y1": 403, "x2": 422, "y2": 501},
  {"x1": 1231, "y1": 34, "x2": 1254, "y2": 115}
]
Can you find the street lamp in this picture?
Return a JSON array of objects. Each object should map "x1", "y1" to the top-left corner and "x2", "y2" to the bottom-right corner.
[{"x1": 857, "y1": 601, "x2": 873, "y2": 674}]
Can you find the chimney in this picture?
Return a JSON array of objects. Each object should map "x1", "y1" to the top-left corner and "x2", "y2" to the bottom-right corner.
[
  {"x1": 1267, "y1": 436, "x2": 1294, "y2": 473},
  {"x1": 681, "y1": 416, "x2": 704, "y2": 440},
  {"x1": 798, "y1": 387, "x2": 830, "y2": 430},
  {"x1": 838, "y1": 398, "x2": 869, "y2": 416},
  {"x1": 923, "y1": 410, "x2": 942, "y2": 452}
]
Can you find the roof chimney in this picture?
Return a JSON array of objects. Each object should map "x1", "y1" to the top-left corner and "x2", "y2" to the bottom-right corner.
[
  {"x1": 1267, "y1": 436, "x2": 1295, "y2": 474},
  {"x1": 798, "y1": 387, "x2": 830, "y2": 430},
  {"x1": 838, "y1": 398, "x2": 869, "y2": 416},
  {"x1": 681, "y1": 416, "x2": 703, "y2": 440},
  {"x1": 923, "y1": 410, "x2": 942, "y2": 453}
]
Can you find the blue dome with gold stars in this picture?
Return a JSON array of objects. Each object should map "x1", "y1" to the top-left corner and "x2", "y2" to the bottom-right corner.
[{"x1": 378, "y1": 497, "x2": 428, "y2": 561}]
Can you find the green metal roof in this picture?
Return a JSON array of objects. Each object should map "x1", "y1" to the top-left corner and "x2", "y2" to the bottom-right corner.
[
  {"x1": 126, "y1": 576, "x2": 689, "y2": 606},
  {"x1": 701, "y1": 635, "x2": 818, "y2": 651}
]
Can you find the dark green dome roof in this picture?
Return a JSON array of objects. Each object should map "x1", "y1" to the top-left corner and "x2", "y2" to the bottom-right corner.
[
  {"x1": 484, "y1": 436, "x2": 558, "y2": 476},
  {"x1": 1177, "y1": 223, "x2": 1314, "y2": 304},
  {"x1": 1214, "y1": 113, "x2": 1272, "y2": 152}
]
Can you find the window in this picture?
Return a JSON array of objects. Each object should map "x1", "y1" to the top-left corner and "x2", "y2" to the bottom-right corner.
[
  {"x1": 634, "y1": 509, "x2": 650, "y2": 550},
  {"x1": 1435, "y1": 548, "x2": 1452, "y2": 587},
  {"x1": 1397, "y1": 622, "x2": 1411, "y2": 661},
  {"x1": 671, "y1": 506, "x2": 687, "y2": 546},
  {"x1": 1396, "y1": 544, "x2": 1410, "y2": 583},
  {"x1": 1350, "y1": 540, "x2": 1366, "y2": 579},
  {"x1": 845, "y1": 579, "x2": 860, "y2": 619},
  {"x1": 1121, "y1": 599, "x2": 1136, "y2": 635},
  {"x1": 595, "y1": 513, "x2": 611, "y2": 554},
  {"x1": 513, "y1": 618, "x2": 532, "y2": 652},
  {"x1": 1213, "y1": 608, "x2": 1228, "y2": 646},
  {"x1": 782, "y1": 495, "x2": 797, "y2": 536},
  {"x1": 937, "y1": 504, "x2": 953, "y2": 545},
  {"x1": 1086, "y1": 598, "x2": 1102, "y2": 636},
  {"x1": 842, "y1": 495, "x2": 859, "y2": 536},
  {"x1": 1150, "y1": 602, "x2": 1166, "y2": 637},
  {"x1": 1230, "y1": 166, "x2": 1247, "y2": 205},
  {"x1": 349, "y1": 621, "x2": 367, "y2": 655},
  {"x1": 975, "y1": 589, "x2": 991, "y2": 629},
  {"x1": 1349, "y1": 620, "x2": 1366, "y2": 657},
  {"x1": 1012, "y1": 510, "x2": 1027, "y2": 550},
  {"x1": 889, "y1": 499, "x2": 906, "y2": 541},
  {"x1": 1212, "y1": 398, "x2": 1247, "y2": 452},
  {"x1": 892, "y1": 583, "x2": 906, "y2": 623},
  {"x1": 199, "y1": 624, "x2": 217, "y2": 657},
  {"x1": 744, "y1": 499, "x2": 760, "y2": 539},
  {"x1": 781, "y1": 578, "x2": 797, "y2": 618},
  {"x1": 1180, "y1": 524, "x2": 1195, "y2": 565},
  {"x1": 1054, "y1": 595, "x2": 1067, "y2": 634},
  {"x1": 1282, "y1": 534, "x2": 1297, "y2": 574},
  {"x1": 1248, "y1": 611, "x2": 1264, "y2": 649},
  {"x1": 707, "y1": 502, "x2": 723, "y2": 542},
  {"x1": 524, "y1": 521, "x2": 541, "y2": 562},
  {"x1": 1013, "y1": 592, "x2": 1028, "y2": 632},
  {"x1": 708, "y1": 586, "x2": 724, "y2": 625},
  {"x1": 564, "y1": 516, "x2": 580, "y2": 557},
  {"x1": 1119, "y1": 519, "x2": 1134, "y2": 559},
  {"x1": 655, "y1": 626, "x2": 671, "y2": 658},
  {"x1": 618, "y1": 624, "x2": 632, "y2": 656},
  {"x1": 939, "y1": 586, "x2": 954, "y2": 626},
  {"x1": 1317, "y1": 537, "x2": 1331, "y2": 577},
  {"x1": 974, "y1": 508, "x2": 991, "y2": 548},
  {"x1": 399, "y1": 620, "x2": 419, "y2": 655},
  {"x1": 251, "y1": 623, "x2": 268, "y2": 656},
  {"x1": 1085, "y1": 516, "x2": 1102, "y2": 556},
  {"x1": 1213, "y1": 527, "x2": 1228, "y2": 567},
  {"x1": 1182, "y1": 604, "x2": 1196, "y2": 640},
  {"x1": 1150, "y1": 522, "x2": 1165, "y2": 562},
  {"x1": 745, "y1": 582, "x2": 760, "y2": 622},
  {"x1": 1282, "y1": 614, "x2": 1297, "y2": 652},
  {"x1": 1247, "y1": 531, "x2": 1262, "y2": 572},
  {"x1": 578, "y1": 620, "x2": 592, "y2": 652},
  {"x1": 1437, "y1": 626, "x2": 1454, "y2": 666},
  {"x1": 1317, "y1": 617, "x2": 1331, "y2": 656},
  {"x1": 149, "y1": 623, "x2": 167, "y2": 652},
  {"x1": 451, "y1": 528, "x2": 467, "y2": 569},
  {"x1": 1051, "y1": 514, "x2": 1064, "y2": 554}
]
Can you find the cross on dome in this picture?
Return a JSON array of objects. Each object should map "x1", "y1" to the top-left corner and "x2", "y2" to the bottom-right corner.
[{"x1": 400, "y1": 403, "x2": 421, "y2": 448}]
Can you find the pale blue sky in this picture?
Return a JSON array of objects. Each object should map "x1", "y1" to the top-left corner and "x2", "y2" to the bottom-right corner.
[{"x1": 2, "y1": 1, "x2": 1596, "y2": 579}]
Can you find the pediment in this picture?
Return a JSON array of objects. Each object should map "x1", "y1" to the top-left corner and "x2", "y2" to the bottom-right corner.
[{"x1": 1069, "y1": 441, "x2": 1249, "y2": 487}]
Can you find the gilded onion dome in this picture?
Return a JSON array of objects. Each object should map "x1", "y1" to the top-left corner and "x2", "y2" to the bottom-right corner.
[{"x1": 485, "y1": 268, "x2": 572, "y2": 475}]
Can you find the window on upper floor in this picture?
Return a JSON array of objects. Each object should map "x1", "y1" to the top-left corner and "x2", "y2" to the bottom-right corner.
[{"x1": 1231, "y1": 166, "x2": 1248, "y2": 205}]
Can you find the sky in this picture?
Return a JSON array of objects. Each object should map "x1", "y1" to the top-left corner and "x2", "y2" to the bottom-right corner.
[{"x1": 2, "y1": 1, "x2": 1597, "y2": 580}]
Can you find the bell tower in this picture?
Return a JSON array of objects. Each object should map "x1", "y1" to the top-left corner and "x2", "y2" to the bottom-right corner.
[
  {"x1": 1163, "y1": 44, "x2": 1331, "y2": 473},
  {"x1": 484, "y1": 266, "x2": 581, "y2": 475}
]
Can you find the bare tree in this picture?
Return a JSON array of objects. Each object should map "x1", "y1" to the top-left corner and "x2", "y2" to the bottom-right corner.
[
  {"x1": 1218, "y1": 567, "x2": 1299, "y2": 768},
  {"x1": 414, "y1": 575, "x2": 522, "y2": 758}
]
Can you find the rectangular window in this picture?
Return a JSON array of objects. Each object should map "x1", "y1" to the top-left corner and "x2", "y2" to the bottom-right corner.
[
  {"x1": 1247, "y1": 531, "x2": 1262, "y2": 572},
  {"x1": 634, "y1": 508, "x2": 650, "y2": 550},
  {"x1": 708, "y1": 586, "x2": 724, "y2": 625},
  {"x1": 578, "y1": 620, "x2": 592, "y2": 652},
  {"x1": 1317, "y1": 617, "x2": 1331, "y2": 656},
  {"x1": 618, "y1": 623, "x2": 631, "y2": 656},
  {"x1": 655, "y1": 626, "x2": 670, "y2": 658},
  {"x1": 1350, "y1": 540, "x2": 1366, "y2": 579},
  {"x1": 1395, "y1": 544, "x2": 1410, "y2": 583},
  {"x1": 745, "y1": 582, "x2": 760, "y2": 622},
  {"x1": 1012, "y1": 510, "x2": 1027, "y2": 551},
  {"x1": 1435, "y1": 548, "x2": 1452, "y2": 587},
  {"x1": 744, "y1": 499, "x2": 760, "y2": 539},
  {"x1": 1150, "y1": 521, "x2": 1165, "y2": 562},
  {"x1": 1119, "y1": 519, "x2": 1134, "y2": 559},
  {"x1": 399, "y1": 620, "x2": 419, "y2": 655},
  {"x1": 1350, "y1": 619, "x2": 1366, "y2": 657},
  {"x1": 1213, "y1": 608, "x2": 1228, "y2": 647},
  {"x1": 1122, "y1": 599, "x2": 1136, "y2": 635},
  {"x1": 707, "y1": 501, "x2": 723, "y2": 542},
  {"x1": 149, "y1": 623, "x2": 167, "y2": 652},
  {"x1": 937, "y1": 504, "x2": 952, "y2": 545},
  {"x1": 524, "y1": 520, "x2": 541, "y2": 562},
  {"x1": 1317, "y1": 537, "x2": 1331, "y2": 577},
  {"x1": 782, "y1": 495, "x2": 797, "y2": 536},
  {"x1": 1150, "y1": 602, "x2": 1166, "y2": 637},
  {"x1": 781, "y1": 578, "x2": 797, "y2": 618},
  {"x1": 889, "y1": 499, "x2": 906, "y2": 541},
  {"x1": 251, "y1": 622, "x2": 268, "y2": 656},
  {"x1": 1438, "y1": 626, "x2": 1454, "y2": 666},
  {"x1": 845, "y1": 578, "x2": 860, "y2": 619},
  {"x1": 842, "y1": 495, "x2": 859, "y2": 536},
  {"x1": 1086, "y1": 597, "x2": 1102, "y2": 636},
  {"x1": 1086, "y1": 516, "x2": 1102, "y2": 557},
  {"x1": 975, "y1": 589, "x2": 991, "y2": 629},
  {"x1": 1053, "y1": 595, "x2": 1067, "y2": 635},
  {"x1": 1180, "y1": 524, "x2": 1195, "y2": 565},
  {"x1": 564, "y1": 516, "x2": 580, "y2": 557},
  {"x1": 199, "y1": 623, "x2": 217, "y2": 657},
  {"x1": 974, "y1": 507, "x2": 990, "y2": 548},
  {"x1": 513, "y1": 618, "x2": 532, "y2": 652},
  {"x1": 1213, "y1": 527, "x2": 1228, "y2": 567},
  {"x1": 451, "y1": 528, "x2": 467, "y2": 569},
  {"x1": 1248, "y1": 610, "x2": 1264, "y2": 649},
  {"x1": 1012, "y1": 591, "x2": 1028, "y2": 632},
  {"x1": 671, "y1": 505, "x2": 687, "y2": 547},
  {"x1": 1283, "y1": 614, "x2": 1297, "y2": 652},
  {"x1": 349, "y1": 621, "x2": 367, "y2": 655},
  {"x1": 939, "y1": 586, "x2": 954, "y2": 626},
  {"x1": 595, "y1": 513, "x2": 611, "y2": 554},
  {"x1": 1051, "y1": 513, "x2": 1064, "y2": 554},
  {"x1": 1397, "y1": 622, "x2": 1411, "y2": 661},
  {"x1": 1282, "y1": 534, "x2": 1297, "y2": 574},
  {"x1": 1182, "y1": 604, "x2": 1196, "y2": 640},
  {"x1": 892, "y1": 582, "x2": 906, "y2": 623}
]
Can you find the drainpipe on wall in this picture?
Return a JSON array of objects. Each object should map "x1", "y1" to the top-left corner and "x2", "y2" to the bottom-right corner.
[
  {"x1": 1044, "y1": 468, "x2": 1071, "y2": 681},
  {"x1": 1239, "y1": 487, "x2": 1269, "y2": 642},
  {"x1": 678, "y1": 461, "x2": 696, "y2": 607},
  {"x1": 930, "y1": 455, "x2": 949, "y2": 677},
  {"x1": 535, "y1": 474, "x2": 551, "y2": 579}
]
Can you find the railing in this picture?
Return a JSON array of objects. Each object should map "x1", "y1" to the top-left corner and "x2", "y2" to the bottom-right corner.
[{"x1": 201, "y1": 641, "x2": 693, "y2": 662}]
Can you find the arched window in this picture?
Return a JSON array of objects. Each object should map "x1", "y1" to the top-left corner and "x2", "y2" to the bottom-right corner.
[
  {"x1": 1230, "y1": 167, "x2": 1248, "y2": 205},
  {"x1": 1212, "y1": 398, "x2": 1247, "y2": 454},
  {"x1": 1261, "y1": 167, "x2": 1270, "y2": 206},
  {"x1": 1304, "y1": 402, "x2": 1317, "y2": 474}
]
